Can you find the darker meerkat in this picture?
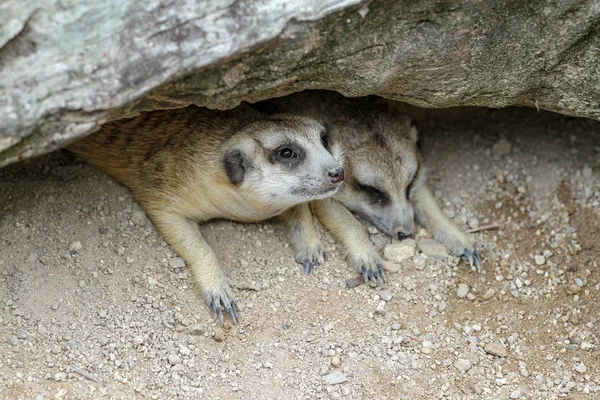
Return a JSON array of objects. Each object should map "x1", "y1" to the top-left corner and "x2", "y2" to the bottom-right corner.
[
  {"x1": 68, "y1": 104, "x2": 345, "y2": 323},
  {"x1": 256, "y1": 91, "x2": 481, "y2": 283}
]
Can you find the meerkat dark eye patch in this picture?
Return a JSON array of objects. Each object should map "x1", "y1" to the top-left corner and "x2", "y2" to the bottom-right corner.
[
  {"x1": 405, "y1": 164, "x2": 420, "y2": 199},
  {"x1": 354, "y1": 182, "x2": 390, "y2": 206},
  {"x1": 223, "y1": 149, "x2": 250, "y2": 186},
  {"x1": 320, "y1": 130, "x2": 330, "y2": 149}
]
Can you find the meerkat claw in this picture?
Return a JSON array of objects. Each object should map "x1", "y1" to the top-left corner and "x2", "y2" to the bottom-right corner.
[
  {"x1": 377, "y1": 263, "x2": 387, "y2": 283},
  {"x1": 226, "y1": 302, "x2": 240, "y2": 325},
  {"x1": 211, "y1": 300, "x2": 224, "y2": 325},
  {"x1": 209, "y1": 295, "x2": 239, "y2": 325},
  {"x1": 473, "y1": 249, "x2": 482, "y2": 272},
  {"x1": 303, "y1": 259, "x2": 320, "y2": 275},
  {"x1": 462, "y1": 249, "x2": 482, "y2": 272},
  {"x1": 361, "y1": 265, "x2": 369, "y2": 284},
  {"x1": 359, "y1": 263, "x2": 385, "y2": 286}
]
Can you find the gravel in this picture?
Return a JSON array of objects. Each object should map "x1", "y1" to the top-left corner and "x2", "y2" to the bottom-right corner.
[
  {"x1": 1, "y1": 106, "x2": 598, "y2": 399},
  {"x1": 416, "y1": 239, "x2": 449, "y2": 261},
  {"x1": 68, "y1": 241, "x2": 82, "y2": 253},
  {"x1": 456, "y1": 283, "x2": 470, "y2": 298},
  {"x1": 454, "y1": 358, "x2": 473, "y2": 373},
  {"x1": 323, "y1": 371, "x2": 347, "y2": 385},
  {"x1": 168, "y1": 257, "x2": 186, "y2": 270},
  {"x1": 378, "y1": 290, "x2": 393, "y2": 302},
  {"x1": 484, "y1": 342, "x2": 508, "y2": 357},
  {"x1": 574, "y1": 363, "x2": 587, "y2": 374},
  {"x1": 383, "y1": 240, "x2": 416, "y2": 262},
  {"x1": 482, "y1": 288, "x2": 496, "y2": 300},
  {"x1": 534, "y1": 255, "x2": 546, "y2": 265},
  {"x1": 509, "y1": 390, "x2": 522, "y2": 399}
]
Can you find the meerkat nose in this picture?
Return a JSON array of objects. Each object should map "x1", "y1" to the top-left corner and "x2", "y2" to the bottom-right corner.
[
  {"x1": 394, "y1": 226, "x2": 414, "y2": 240},
  {"x1": 327, "y1": 167, "x2": 345, "y2": 184}
]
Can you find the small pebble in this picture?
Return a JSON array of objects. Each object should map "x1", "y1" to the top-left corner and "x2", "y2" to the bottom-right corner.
[
  {"x1": 379, "y1": 290, "x2": 393, "y2": 302},
  {"x1": 534, "y1": 255, "x2": 545, "y2": 265},
  {"x1": 382, "y1": 261, "x2": 401, "y2": 274},
  {"x1": 574, "y1": 362, "x2": 587, "y2": 374},
  {"x1": 213, "y1": 328, "x2": 225, "y2": 342},
  {"x1": 482, "y1": 288, "x2": 496, "y2": 300},
  {"x1": 421, "y1": 341, "x2": 433, "y2": 354},
  {"x1": 167, "y1": 354, "x2": 181, "y2": 365},
  {"x1": 509, "y1": 390, "x2": 521, "y2": 399},
  {"x1": 168, "y1": 257, "x2": 186, "y2": 270},
  {"x1": 69, "y1": 241, "x2": 82, "y2": 253},
  {"x1": 417, "y1": 239, "x2": 448, "y2": 261},
  {"x1": 454, "y1": 358, "x2": 472, "y2": 373},
  {"x1": 17, "y1": 329, "x2": 29, "y2": 340},
  {"x1": 375, "y1": 300, "x2": 386, "y2": 315},
  {"x1": 484, "y1": 342, "x2": 508, "y2": 357},
  {"x1": 54, "y1": 372, "x2": 67, "y2": 381},
  {"x1": 456, "y1": 283, "x2": 469, "y2": 299},
  {"x1": 323, "y1": 371, "x2": 347, "y2": 385},
  {"x1": 331, "y1": 356, "x2": 341, "y2": 367},
  {"x1": 346, "y1": 275, "x2": 365, "y2": 288},
  {"x1": 383, "y1": 240, "x2": 416, "y2": 262},
  {"x1": 132, "y1": 211, "x2": 147, "y2": 226}
]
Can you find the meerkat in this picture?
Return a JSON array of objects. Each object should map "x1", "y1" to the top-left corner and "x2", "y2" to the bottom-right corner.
[
  {"x1": 255, "y1": 91, "x2": 481, "y2": 284},
  {"x1": 68, "y1": 104, "x2": 345, "y2": 323}
]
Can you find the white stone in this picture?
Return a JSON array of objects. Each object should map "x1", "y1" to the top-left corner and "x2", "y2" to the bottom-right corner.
[
  {"x1": 384, "y1": 240, "x2": 416, "y2": 262},
  {"x1": 456, "y1": 283, "x2": 469, "y2": 298},
  {"x1": 324, "y1": 371, "x2": 347, "y2": 385},
  {"x1": 534, "y1": 255, "x2": 546, "y2": 265},
  {"x1": 574, "y1": 362, "x2": 587, "y2": 374},
  {"x1": 168, "y1": 257, "x2": 186, "y2": 269},
  {"x1": 69, "y1": 241, "x2": 82, "y2": 253},
  {"x1": 454, "y1": 358, "x2": 472, "y2": 373}
]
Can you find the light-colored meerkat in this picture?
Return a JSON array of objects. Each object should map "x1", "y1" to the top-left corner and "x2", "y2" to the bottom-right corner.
[
  {"x1": 68, "y1": 104, "x2": 345, "y2": 323},
  {"x1": 256, "y1": 91, "x2": 481, "y2": 284}
]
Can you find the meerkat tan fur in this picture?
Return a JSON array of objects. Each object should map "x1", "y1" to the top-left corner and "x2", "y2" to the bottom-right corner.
[
  {"x1": 256, "y1": 91, "x2": 481, "y2": 283},
  {"x1": 68, "y1": 104, "x2": 345, "y2": 322}
]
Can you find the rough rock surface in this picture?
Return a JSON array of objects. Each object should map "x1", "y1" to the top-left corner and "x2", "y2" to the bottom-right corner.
[{"x1": 1, "y1": 0, "x2": 599, "y2": 167}]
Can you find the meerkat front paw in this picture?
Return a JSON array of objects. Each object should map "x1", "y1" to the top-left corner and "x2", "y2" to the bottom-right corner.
[
  {"x1": 442, "y1": 232, "x2": 482, "y2": 272},
  {"x1": 202, "y1": 279, "x2": 239, "y2": 325},
  {"x1": 294, "y1": 242, "x2": 327, "y2": 275},
  {"x1": 349, "y1": 250, "x2": 386, "y2": 286}
]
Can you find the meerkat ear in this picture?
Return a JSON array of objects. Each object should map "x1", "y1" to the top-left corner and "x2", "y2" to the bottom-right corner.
[{"x1": 223, "y1": 148, "x2": 250, "y2": 186}]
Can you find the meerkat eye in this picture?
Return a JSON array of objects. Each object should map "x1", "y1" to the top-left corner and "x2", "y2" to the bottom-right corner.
[
  {"x1": 278, "y1": 147, "x2": 295, "y2": 159},
  {"x1": 320, "y1": 132, "x2": 330, "y2": 148}
]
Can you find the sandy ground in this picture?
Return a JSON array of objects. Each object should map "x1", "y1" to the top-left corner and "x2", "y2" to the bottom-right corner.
[{"x1": 0, "y1": 105, "x2": 599, "y2": 400}]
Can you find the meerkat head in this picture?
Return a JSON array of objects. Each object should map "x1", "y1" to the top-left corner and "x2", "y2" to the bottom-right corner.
[
  {"x1": 222, "y1": 114, "x2": 345, "y2": 209},
  {"x1": 335, "y1": 113, "x2": 420, "y2": 239}
]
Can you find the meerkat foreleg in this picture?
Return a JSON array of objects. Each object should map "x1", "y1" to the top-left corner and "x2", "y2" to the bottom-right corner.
[
  {"x1": 311, "y1": 199, "x2": 385, "y2": 285},
  {"x1": 149, "y1": 210, "x2": 239, "y2": 323},
  {"x1": 278, "y1": 204, "x2": 327, "y2": 274},
  {"x1": 411, "y1": 174, "x2": 481, "y2": 270}
]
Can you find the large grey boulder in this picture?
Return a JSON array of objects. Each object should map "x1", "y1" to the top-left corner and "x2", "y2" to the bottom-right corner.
[{"x1": 1, "y1": 0, "x2": 598, "y2": 167}]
